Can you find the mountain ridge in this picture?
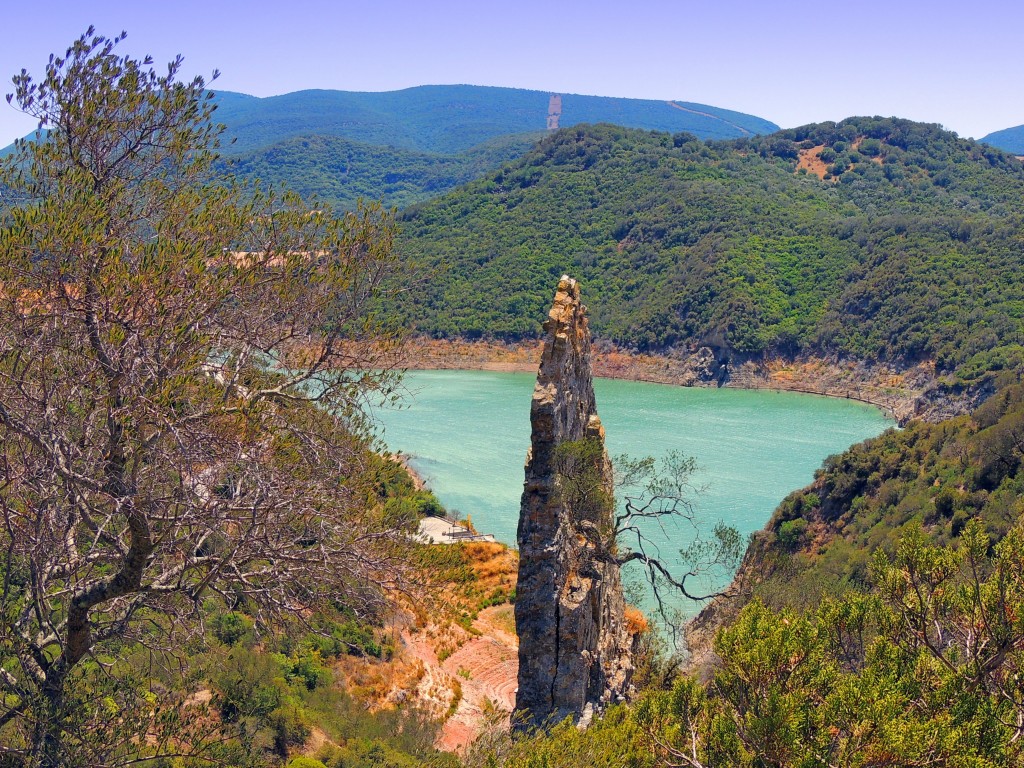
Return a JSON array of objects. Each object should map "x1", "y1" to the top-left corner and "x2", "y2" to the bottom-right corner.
[
  {"x1": 190, "y1": 85, "x2": 776, "y2": 210},
  {"x1": 982, "y1": 123, "x2": 1024, "y2": 154},
  {"x1": 209, "y1": 84, "x2": 779, "y2": 156}
]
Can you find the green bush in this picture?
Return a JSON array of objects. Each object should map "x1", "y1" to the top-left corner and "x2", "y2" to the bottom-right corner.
[
  {"x1": 270, "y1": 700, "x2": 312, "y2": 754},
  {"x1": 933, "y1": 487, "x2": 957, "y2": 519},
  {"x1": 777, "y1": 519, "x2": 808, "y2": 550},
  {"x1": 273, "y1": 650, "x2": 331, "y2": 691},
  {"x1": 412, "y1": 491, "x2": 445, "y2": 517},
  {"x1": 211, "y1": 611, "x2": 254, "y2": 647},
  {"x1": 288, "y1": 758, "x2": 328, "y2": 768},
  {"x1": 302, "y1": 688, "x2": 446, "y2": 763},
  {"x1": 303, "y1": 621, "x2": 385, "y2": 660},
  {"x1": 211, "y1": 650, "x2": 285, "y2": 721}
]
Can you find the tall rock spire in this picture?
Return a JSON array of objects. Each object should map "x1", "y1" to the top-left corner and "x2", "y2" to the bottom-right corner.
[{"x1": 514, "y1": 275, "x2": 633, "y2": 730}]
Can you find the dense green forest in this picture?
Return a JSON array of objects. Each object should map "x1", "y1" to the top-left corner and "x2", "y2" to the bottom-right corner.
[
  {"x1": 1, "y1": 87, "x2": 778, "y2": 212},
  {"x1": 221, "y1": 132, "x2": 542, "y2": 212},
  {"x1": 209, "y1": 86, "x2": 777, "y2": 210},
  {"x1": 982, "y1": 124, "x2": 1024, "y2": 154},
  {"x1": 397, "y1": 118, "x2": 1024, "y2": 381}
]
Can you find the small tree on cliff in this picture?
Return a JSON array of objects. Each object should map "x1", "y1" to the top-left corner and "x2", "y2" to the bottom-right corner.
[
  {"x1": 0, "y1": 30, "x2": 412, "y2": 765},
  {"x1": 614, "y1": 451, "x2": 743, "y2": 613},
  {"x1": 554, "y1": 439, "x2": 742, "y2": 621}
]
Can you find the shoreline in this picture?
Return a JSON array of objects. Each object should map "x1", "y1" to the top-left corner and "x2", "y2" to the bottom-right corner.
[
  {"x1": 400, "y1": 338, "x2": 937, "y2": 425},
  {"x1": 392, "y1": 451, "x2": 427, "y2": 491}
]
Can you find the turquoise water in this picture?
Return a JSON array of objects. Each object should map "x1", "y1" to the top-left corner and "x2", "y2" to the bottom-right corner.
[{"x1": 374, "y1": 370, "x2": 893, "y2": 619}]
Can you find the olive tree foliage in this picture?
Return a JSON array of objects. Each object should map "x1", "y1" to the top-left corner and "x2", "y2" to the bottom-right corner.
[{"x1": 0, "y1": 30, "x2": 414, "y2": 765}]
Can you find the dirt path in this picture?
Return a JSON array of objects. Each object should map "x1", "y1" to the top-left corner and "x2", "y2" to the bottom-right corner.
[{"x1": 666, "y1": 101, "x2": 752, "y2": 136}]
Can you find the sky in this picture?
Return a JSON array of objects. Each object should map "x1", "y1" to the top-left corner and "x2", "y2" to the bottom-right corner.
[{"x1": 1, "y1": 0, "x2": 1021, "y2": 146}]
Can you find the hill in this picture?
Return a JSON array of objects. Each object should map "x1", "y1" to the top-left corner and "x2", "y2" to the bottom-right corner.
[
  {"x1": 2, "y1": 86, "x2": 779, "y2": 211},
  {"x1": 396, "y1": 118, "x2": 1024, "y2": 387},
  {"x1": 209, "y1": 86, "x2": 777, "y2": 210},
  {"x1": 221, "y1": 131, "x2": 542, "y2": 212},
  {"x1": 210, "y1": 85, "x2": 779, "y2": 156},
  {"x1": 693, "y1": 382, "x2": 1024, "y2": 624},
  {"x1": 981, "y1": 124, "x2": 1024, "y2": 154}
]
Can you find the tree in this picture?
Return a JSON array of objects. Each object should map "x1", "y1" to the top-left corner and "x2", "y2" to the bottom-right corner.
[
  {"x1": 552, "y1": 439, "x2": 742, "y2": 624},
  {"x1": 0, "y1": 30, "x2": 415, "y2": 765},
  {"x1": 612, "y1": 451, "x2": 742, "y2": 614},
  {"x1": 872, "y1": 521, "x2": 1024, "y2": 747}
]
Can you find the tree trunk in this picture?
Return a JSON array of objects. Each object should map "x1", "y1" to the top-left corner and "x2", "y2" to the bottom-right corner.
[{"x1": 36, "y1": 669, "x2": 67, "y2": 768}]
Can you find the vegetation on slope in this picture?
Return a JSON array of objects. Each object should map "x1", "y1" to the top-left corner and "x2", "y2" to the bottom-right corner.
[
  {"x1": 2, "y1": 86, "x2": 778, "y2": 212},
  {"x1": 476, "y1": 521, "x2": 1024, "y2": 767},
  {"x1": 222, "y1": 132, "x2": 542, "y2": 212},
  {"x1": 206, "y1": 86, "x2": 778, "y2": 211},
  {"x1": 735, "y1": 382, "x2": 1024, "y2": 612},
  {"x1": 397, "y1": 119, "x2": 1024, "y2": 385},
  {"x1": 470, "y1": 384, "x2": 1024, "y2": 765},
  {"x1": 172, "y1": 481, "x2": 485, "y2": 768},
  {"x1": 155, "y1": 459, "x2": 461, "y2": 768}
]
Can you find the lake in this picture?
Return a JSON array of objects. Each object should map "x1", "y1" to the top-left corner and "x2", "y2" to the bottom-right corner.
[{"x1": 374, "y1": 370, "x2": 893, "y2": 621}]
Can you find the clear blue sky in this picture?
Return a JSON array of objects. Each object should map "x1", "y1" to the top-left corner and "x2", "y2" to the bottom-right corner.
[{"x1": 1, "y1": 0, "x2": 1021, "y2": 145}]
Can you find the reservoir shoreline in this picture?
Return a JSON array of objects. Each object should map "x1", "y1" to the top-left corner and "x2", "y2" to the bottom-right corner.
[{"x1": 400, "y1": 338, "x2": 939, "y2": 425}]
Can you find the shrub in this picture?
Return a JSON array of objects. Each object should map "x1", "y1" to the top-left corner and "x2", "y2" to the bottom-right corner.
[
  {"x1": 934, "y1": 487, "x2": 957, "y2": 519},
  {"x1": 211, "y1": 611, "x2": 255, "y2": 647},
  {"x1": 270, "y1": 701, "x2": 312, "y2": 754},
  {"x1": 332, "y1": 621, "x2": 384, "y2": 658},
  {"x1": 212, "y1": 650, "x2": 285, "y2": 721},
  {"x1": 273, "y1": 650, "x2": 331, "y2": 691},
  {"x1": 288, "y1": 759, "x2": 328, "y2": 768},
  {"x1": 777, "y1": 519, "x2": 809, "y2": 550}
]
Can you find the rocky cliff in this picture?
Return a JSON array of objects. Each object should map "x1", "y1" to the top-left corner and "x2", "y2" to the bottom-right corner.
[{"x1": 514, "y1": 276, "x2": 633, "y2": 730}]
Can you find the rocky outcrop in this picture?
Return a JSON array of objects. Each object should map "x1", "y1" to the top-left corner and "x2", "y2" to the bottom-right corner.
[{"x1": 514, "y1": 276, "x2": 633, "y2": 730}]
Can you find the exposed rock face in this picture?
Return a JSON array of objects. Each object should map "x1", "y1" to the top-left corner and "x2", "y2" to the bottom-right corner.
[{"x1": 514, "y1": 275, "x2": 633, "y2": 730}]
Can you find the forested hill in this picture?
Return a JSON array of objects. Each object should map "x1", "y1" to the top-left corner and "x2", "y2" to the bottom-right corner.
[
  {"x1": 397, "y1": 118, "x2": 1024, "y2": 382},
  {"x1": 982, "y1": 124, "x2": 1024, "y2": 154},
  {"x1": 210, "y1": 86, "x2": 779, "y2": 155},
  {"x1": 220, "y1": 131, "x2": 543, "y2": 212},
  {"x1": 207, "y1": 86, "x2": 777, "y2": 210},
  {"x1": 2, "y1": 87, "x2": 777, "y2": 211}
]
